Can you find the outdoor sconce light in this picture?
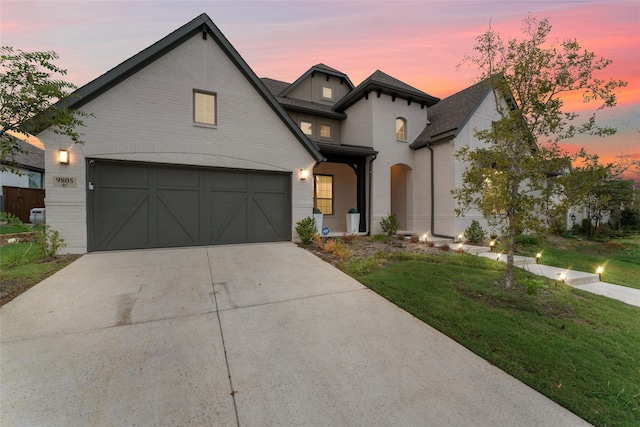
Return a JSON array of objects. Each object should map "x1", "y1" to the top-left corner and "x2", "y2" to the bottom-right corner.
[
  {"x1": 596, "y1": 266, "x2": 604, "y2": 281},
  {"x1": 299, "y1": 169, "x2": 309, "y2": 180},
  {"x1": 536, "y1": 252, "x2": 542, "y2": 264},
  {"x1": 558, "y1": 272, "x2": 567, "y2": 283},
  {"x1": 58, "y1": 149, "x2": 69, "y2": 165},
  {"x1": 489, "y1": 240, "x2": 495, "y2": 251},
  {"x1": 570, "y1": 214, "x2": 576, "y2": 227}
]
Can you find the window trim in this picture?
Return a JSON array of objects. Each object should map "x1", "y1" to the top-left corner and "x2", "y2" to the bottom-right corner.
[
  {"x1": 314, "y1": 174, "x2": 334, "y2": 215},
  {"x1": 396, "y1": 117, "x2": 407, "y2": 141},
  {"x1": 193, "y1": 89, "x2": 217, "y2": 126},
  {"x1": 319, "y1": 123, "x2": 332, "y2": 141},
  {"x1": 321, "y1": 85, "x2": 334, "y2": 101}
]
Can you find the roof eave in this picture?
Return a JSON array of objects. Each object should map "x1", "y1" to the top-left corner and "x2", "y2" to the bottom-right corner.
[
  {"x1": 334, "y1": 82, "x2": 439, "y2": 112},
  {"x1": 34, "y1": 13, "x2": 325, "y2": 162}
]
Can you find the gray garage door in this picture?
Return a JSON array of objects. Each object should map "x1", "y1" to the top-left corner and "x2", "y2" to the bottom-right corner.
[{"x1": 88, "y1": 161, "x2": 291, "y2": 251}]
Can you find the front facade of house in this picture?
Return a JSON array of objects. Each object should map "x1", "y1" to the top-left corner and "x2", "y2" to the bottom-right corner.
[{"x1": 39, "y1": 14, "x2": 500, "y2": 253}]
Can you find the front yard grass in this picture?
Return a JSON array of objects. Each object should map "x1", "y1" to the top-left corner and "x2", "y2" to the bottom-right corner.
[
  {"x1": 1, "y1": 242, "x2": 80, "y2": 306},
  {"x1": 342, "y1": 251, "x2": 640, "y2": 427},
  {"x1": 514, "y1": 235, "x2": 640, "y2": 290}
]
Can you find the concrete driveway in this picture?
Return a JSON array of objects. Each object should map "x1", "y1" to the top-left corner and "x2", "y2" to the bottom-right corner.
[{"x1": 1, "y1": 243, "x2": 590, "y2": 426}]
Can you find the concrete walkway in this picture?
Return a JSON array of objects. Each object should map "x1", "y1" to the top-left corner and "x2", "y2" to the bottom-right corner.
[
  {"x1": 1, "y1": 243, "x2": 590, "y2": 426},
  {"x1": 468, "y1": 246, "x2": 640, "y2": 308}
]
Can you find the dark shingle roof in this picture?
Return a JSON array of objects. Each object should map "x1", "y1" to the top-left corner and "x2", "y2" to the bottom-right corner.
[
  {"x1": 333, "y1": 70, "x2": 439, "y2": 112},
  {"x1": 1, "y1": 137, "x2": 44, "y2": 171},
  {"x1": 261, "y1": 78, "x2": 291, "y2": 96},
  {"x1": 410, "y1": 79, "x2": 493, "y2": 149}
]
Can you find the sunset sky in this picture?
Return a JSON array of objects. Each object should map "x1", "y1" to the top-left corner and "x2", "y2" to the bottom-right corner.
[{"x1": 2, "y1": 0, "x2": 639, "y2": 180}]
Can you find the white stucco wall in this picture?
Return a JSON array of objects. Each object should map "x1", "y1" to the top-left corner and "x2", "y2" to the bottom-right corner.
[
  {"x1": 39, "y1": 33, "x2": 316, "y2": 253},
  {"x1": 368, "y1": 94, "x2": 428, "y2": 234}
]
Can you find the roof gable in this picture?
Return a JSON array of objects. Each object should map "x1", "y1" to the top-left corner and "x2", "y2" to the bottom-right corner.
[
  {"x1": 45, "y1": 13, "x2": 324, "y2": 161},
  {"x1": 279, "y1": 64, "x2": 355, "y2": 98},
  {"x1": 410, "y1": 79, "x2": 494, "y2": 149},
  {"x1": 333, "y1": 70, "x2": 439, "y2": 112}
]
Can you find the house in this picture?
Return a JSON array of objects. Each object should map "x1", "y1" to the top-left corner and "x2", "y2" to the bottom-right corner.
[
  {"x1": 37, "y1": 13, "x2": 502, "y2": 253},
  {"x1": 0, "y1": 136, "x2": 45, "y2": 223}
]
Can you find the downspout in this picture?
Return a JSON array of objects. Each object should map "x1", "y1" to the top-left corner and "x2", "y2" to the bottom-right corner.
[
  {"x1": 368, "y1": 154, "x2": 377, "y2": 235},
  {"x1": 428, "y1": 144, "x2": 453, "y2": 239}
]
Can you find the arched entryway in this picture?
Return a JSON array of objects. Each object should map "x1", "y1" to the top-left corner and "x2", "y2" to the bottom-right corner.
[{"x1": 390, "y1": 163, "x2": 411, "y2": 231}]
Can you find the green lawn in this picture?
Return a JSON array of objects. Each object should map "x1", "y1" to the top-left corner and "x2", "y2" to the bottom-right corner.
[
  {"x1": 341, "y1": 251, "x2": 640, "y2": 427},
  {"x1": 1, "y1": 242, "x2": 79, "y2": 306},
  {"x1": 0, "y1": 224, "x2": 32, "y2": 234},
  {"x1": 512, "y1": 235, "x2": 640, "y2": 290}
]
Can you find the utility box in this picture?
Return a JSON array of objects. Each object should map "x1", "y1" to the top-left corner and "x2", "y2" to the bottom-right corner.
[{"x1": 29, "y1": 208, "x2": 46, "y2": 225}]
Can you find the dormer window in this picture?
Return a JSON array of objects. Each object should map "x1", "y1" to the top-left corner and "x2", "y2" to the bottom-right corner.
[
  {"x1": 321, "y1": 86, "x2": 333, "y2": 101},
  {"x1": 396, "y1": 117, "x2": 407, "y2": 141},
  {"x1": 319, "y1": 124, "x2": 331, "y2": 140},
  {"x1": 300, "y1": 121, "x2": 313, "y2": 136}
]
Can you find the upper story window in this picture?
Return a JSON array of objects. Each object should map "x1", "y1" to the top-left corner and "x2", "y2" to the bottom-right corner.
[
  {"x1": 194, "y1": 90, "x2": 216, "y2": 125},
  {"x1": 321, "y1": 86, "x2": 333, "y2": 101},
  {"x1": 319, "y1": 124, "x2": 331, "y2": 140},
  {"x1": 396, "y1": 117, "x2": 407, "y2": 141},
  {"x1": 300, "y1": 121, "x2": 313, "y2": 136}
]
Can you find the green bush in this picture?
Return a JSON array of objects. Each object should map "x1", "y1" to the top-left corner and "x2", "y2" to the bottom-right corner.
[
  {"x1": 0, "y1": 212, "x2": 30, "y2": 233},
  {"x1": 548, "y1": 208, "x2": 568, "y2": 235},
  {"x1": 464, "y1": 220, "x2": 487, "y2": 244},
  {"x1": 34, "y1": 224, "x2": 66, "y2": 258},
  {"x1": 619, "y1": 207, "x2": 638, "y2": 230},
  {"x1": 295, "y1": 217, "x2": 317, "y2": 245},
  {"x1": 380, "y1": 213, "x2": 399, "y2": 236}
]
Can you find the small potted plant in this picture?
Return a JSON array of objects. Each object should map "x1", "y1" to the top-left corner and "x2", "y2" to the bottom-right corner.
[
  {"x1": 313, "y1": 207, "x2": 323, "y2": 234},
  {"x1": 346, "y1": 207, "x2": 359, "y2": 234}
]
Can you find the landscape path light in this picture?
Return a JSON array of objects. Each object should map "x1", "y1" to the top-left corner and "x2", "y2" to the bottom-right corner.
[
  {"x1": 489, "y1": 240, "x2": 495, "y2": 251},
  {"x1": 596, "y1": 266, "x2": 604, "y2": 281},
  {"x1": 536, "y1": 252, "x2": 542, "y2": 264},
  {"x1": 558, "y1": 272, "x2": 567, "y2": 283}
]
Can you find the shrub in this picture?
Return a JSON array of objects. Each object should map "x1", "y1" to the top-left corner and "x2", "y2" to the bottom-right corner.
[
  {"x1": 34, "y1": 224, "x2": 66, "y2": 258},
  {"x1": 341, "y1": 233, "x2": 358, "y2": 243},
  {"x1": 348, "y1": 207, "x2": 358, "y2": 213},
  {"x1": 0, "y1": 212, "x2": 30, "y2": 232},
  {"x1": 548, "y1": 207, "x2": 568, "y2": 235},
  {"x1": 313, "y1": 207, "x2": 322, "y2": 214},
  {"x1": 464, "y1": 220, "x2": 487, "y2": 244},
  {"x1": 439, "y1": 244, "x2": 451, "y2": 252},
  {"x1": 619, "y1": 207, "x2": 638, "y2": 230},
  {"x1": 410, "y1": 234, "x2": 419, "y2": 243},
  {"x1": 380, "y1": 213, "x2": 399, "y2": 236},
  {"x1": 295, "y1": 217, "x2": 317, "y2": 245}
]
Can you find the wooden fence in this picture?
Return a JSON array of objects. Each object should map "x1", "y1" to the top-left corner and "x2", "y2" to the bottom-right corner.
[{"x1": 2, "y1": 186, "x2": 45, "y2": 223}]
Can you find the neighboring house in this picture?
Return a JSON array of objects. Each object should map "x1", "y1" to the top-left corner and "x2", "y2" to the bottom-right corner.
[
  {"x1": 36, "y1": 13, "x2": 503, "y2": 253},
  {"x1": 0, "y1": 137, "x2": 45, "y2": 222}
]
